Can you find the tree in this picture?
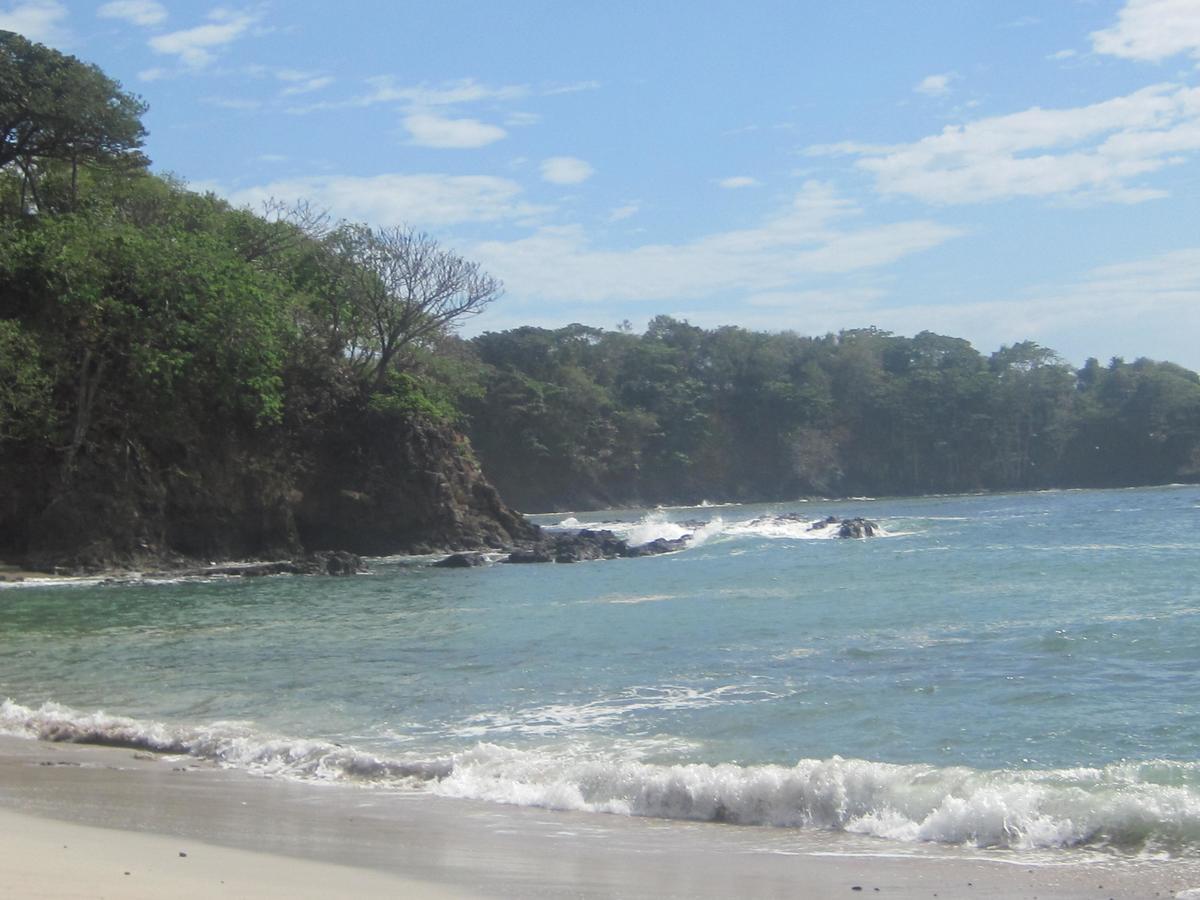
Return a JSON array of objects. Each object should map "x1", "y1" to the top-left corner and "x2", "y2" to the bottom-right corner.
[
  {"x1": 329, "y1": 224, "x2": 501, "y2": 387},
  {"x1": 0, "y1": 31, "x2": 147, "y2": 209}
]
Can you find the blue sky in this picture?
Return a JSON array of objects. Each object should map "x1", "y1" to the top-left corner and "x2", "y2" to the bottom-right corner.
[{"x1": 5, "y1": 0, "x2": 1200, "y2": 369}]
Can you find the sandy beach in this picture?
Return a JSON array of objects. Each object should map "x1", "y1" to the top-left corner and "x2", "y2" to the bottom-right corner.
[{"x1": 1, "y1": 735, "x2": 1197, "y2": 899}]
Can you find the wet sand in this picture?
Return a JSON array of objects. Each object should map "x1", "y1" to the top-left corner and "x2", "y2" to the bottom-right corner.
[{"x1": 1, "y1": 735, "x2": 1198, "y2": 899}]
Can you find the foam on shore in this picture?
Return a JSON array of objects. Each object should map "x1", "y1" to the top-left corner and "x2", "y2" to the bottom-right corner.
[{"x1": 5, "y1": 698, "x2": 1199, "y2": 856}]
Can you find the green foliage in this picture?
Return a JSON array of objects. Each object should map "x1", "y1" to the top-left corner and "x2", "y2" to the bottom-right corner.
[
  {"x1": 0, "y1": 317, "x2": 54, "y2": 441},
  {"x1": 457, "y1": 321, "x2": 1200, "y2": 510},
  {"x1": 1, "y1": 31, "x2": 147, "y2": 211},
  {"x1": 368, "y1": 370, "x2": 458, "y2": 422}
]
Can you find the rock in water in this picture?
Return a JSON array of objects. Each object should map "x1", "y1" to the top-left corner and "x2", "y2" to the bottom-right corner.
[
  {"x1": 501, "y1": 528, "x2": 691, "y2": 565},
  {"x1": 505, "y1": 548, "x2": 555, "y2": 564},
  {"x1": 835, "y1": 517, "x2": 878, "y2": 538},
  {"x1": 433, "y1": 552, "x2": 488, "y2": 568},
  {"x1": 304, "y1": 550, "x2": 366, "y2": 575}
]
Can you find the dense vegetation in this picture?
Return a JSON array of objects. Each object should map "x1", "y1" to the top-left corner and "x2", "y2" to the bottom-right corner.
[
  {"x1": 453, "y1": 322, "x2": 1200, "y2": 511},
  {"x1": 0, "y1": 32, "x2": 529, "y2": 569}
]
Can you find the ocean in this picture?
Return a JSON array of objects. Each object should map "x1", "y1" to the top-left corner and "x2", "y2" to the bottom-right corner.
[{"x1": 3, "y1": 485, "x2": 1199, "y2": 860}]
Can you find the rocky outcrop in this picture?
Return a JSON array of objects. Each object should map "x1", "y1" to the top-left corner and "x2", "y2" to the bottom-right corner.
[
  {"x1": 835, "y1": 517, "x2": 878, "y2": 538},
  {"x1": 180, "y1": 550, "x2": 367, "y2": 578},
  {"x1": 9, "y1": 410, "x2": 536, "y2": 574},
  {"x1": 295, "y1": 413, "x2": 538, "y2": 557},
  {"x1": 806, "y1": 515, "x2": 880, "y2": 537},
  {"x1": 432, "y1": 551, "x2": 489, "y2": 568},
  {"x1": 433, "y1": 527, "x2": 693, "y2": 568},
  {"x1": 501, "y1": 528, "x2": 689, "y2": 565}
]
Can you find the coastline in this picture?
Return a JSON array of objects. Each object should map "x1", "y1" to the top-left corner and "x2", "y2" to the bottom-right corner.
[{"x1": 2, "y1": 736, "x2": 1198, "y2": 899}]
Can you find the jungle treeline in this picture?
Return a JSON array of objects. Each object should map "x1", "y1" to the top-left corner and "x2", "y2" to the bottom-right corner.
[{"x1": 450, "y1": 321, "x2": 1200, "y2": 511}]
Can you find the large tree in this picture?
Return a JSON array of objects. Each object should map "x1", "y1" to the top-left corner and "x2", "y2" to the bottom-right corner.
[
  {"x1": 327, "y1": 224, "x2": 502, "y2": 387},
  {"x1": 0, "y1": 30, "x2": 147, "y2": 208}
]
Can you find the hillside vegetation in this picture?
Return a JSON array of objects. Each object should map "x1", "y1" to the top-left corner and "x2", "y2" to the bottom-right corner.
[
  {"x1": 0, "y1": 32, "x2": 531, "y2": 569},
  {"x1": 455, "y1": 321, "x2": 1200, "y2": 512}
]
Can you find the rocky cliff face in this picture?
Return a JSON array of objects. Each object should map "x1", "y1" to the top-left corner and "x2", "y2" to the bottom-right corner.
[
  {"x1": 6, "y1": 412, "x2": 535, "y2": 572},
  {"x1": 295, "y1": 413, "x2": 537, "y2": 556}
]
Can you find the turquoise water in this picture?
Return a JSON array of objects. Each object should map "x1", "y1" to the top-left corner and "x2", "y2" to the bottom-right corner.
[{"x1": 3, "y1": 486, "x2": 1200, "y2": 853}]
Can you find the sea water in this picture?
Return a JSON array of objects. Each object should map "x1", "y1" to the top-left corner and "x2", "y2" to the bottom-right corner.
[{"x1": 2, "y1": 485, "x2": 1199, "y2": 856}]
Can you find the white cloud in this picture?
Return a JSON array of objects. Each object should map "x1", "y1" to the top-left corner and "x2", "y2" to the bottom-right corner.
[
  {"x1": 636, "y1": 247, "x2": 1200, "y2": 370},
  {"x1": 291, "y1": 76, "x2": 595, "y2": 117},
  {"x1": 279, "y1": 75, "x2": 333, "y2": 97},
  {"x1": 201, "y1": 96, "x2": 261, "y2": 110},
  {"x1": 915, "y1": 72, "x2": 955, "y2": 96},
  {"x1": 542, "y1": 80, "x2": 602, "y2": 95},
  {"x1": 148, "y1": 8, "x2": 259, "y2": 68},
  {"x1": 541, "y1": 156, "x2": 594, "y2": 184},
  {"x1": 403, "y1": 113, "x2": 507, "y2": 149},
  {"x1": 505, "y1": 111, "x2": 541, "y2": 127},
  {"x1": 1092, "y1": 0, "x2": 1200, "y2": 62},
  {"x1": 717, "y1": 176, "x2": 762, "y2": 189},
  {"x1": 608, "y1": 203, "x2": 640, "y2": 222},
  {"x1": 212, "y1": 173, "x2": 547, "y2": 227},
  {"x1": 1048, "y1": 48, "x2": 1078, "y2": 61},
  {"x1": 878, "y1": 248, "x2": 1200, "y2": 368},
  {"x1": 811, "y1": 83, "x2": 1200, "y2": 204},
  {"x1": 0, "y1": 0, "x2": 67, "y2": 44},
  {"x1": 359, "y1": 77, "x2": 527, "y2": 108},
  {"x1": 470, "y1": 182, "x2": 961, "y2": 305},
  {"x1": 97, "y1": 0, "x2": 166, "y2": 27}
]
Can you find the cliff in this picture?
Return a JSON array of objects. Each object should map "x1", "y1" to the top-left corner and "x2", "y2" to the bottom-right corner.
[{"x1": 4, "y1": 411, "x2": 535, "y2": 573}]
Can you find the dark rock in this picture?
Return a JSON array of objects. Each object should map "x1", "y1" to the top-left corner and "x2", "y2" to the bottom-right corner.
[
  {"x1": 182, "y1": 549, "x2": 366, "y2": 579},
  {"x1": 621, "y1": 536, "x2": 690, "y2": 557},
  {"x1": 835, "y1": 517, "x2": 878, "y2": 538},
  {"x1": 296, "y1": 417, "x2": 538, "y2": 558},
  {"x1": 504, "y1": 548, "x2": 555, "y2": 564},
  {"x1": 200, "y1": 561, "x2": 303, "y2": 577},
  {"x1": 433, "y1": 552, "x2": 488, "y2": 568},
  {"x1": 11, "y1": 412, "x2": 535, "y2": 573},
  {"x1": 498, "y1": 526, "x2": 691, "y2": 565},
  {"x1": 304, "y1": 549, "x2": 366, "y2": 575}
]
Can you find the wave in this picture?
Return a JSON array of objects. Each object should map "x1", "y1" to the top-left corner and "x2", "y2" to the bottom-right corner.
[
  {"x1": 545, "y1": 511, "x2": 900, "y2": 546},
  {"x1": 5, "y1": 699, "x2": 1200, "y2": 855}
]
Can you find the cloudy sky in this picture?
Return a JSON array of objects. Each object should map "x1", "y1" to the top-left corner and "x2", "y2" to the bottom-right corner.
[{"x1": 5, "y1": 0, "x2": 1200, "y2": 368}]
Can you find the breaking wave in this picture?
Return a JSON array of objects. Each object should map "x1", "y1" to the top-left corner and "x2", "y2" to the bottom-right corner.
[
  {"x1": 545, "y1": 511, "x2": 898, "y2": 546},
  {"x1": 5, "y1": 699, "x2": 1199, "y2": 855}
]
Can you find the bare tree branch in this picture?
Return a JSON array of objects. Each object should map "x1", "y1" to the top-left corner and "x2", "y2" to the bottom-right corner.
[{"x1": 332, "y1": 224, "x2": 502, "y2": 386}]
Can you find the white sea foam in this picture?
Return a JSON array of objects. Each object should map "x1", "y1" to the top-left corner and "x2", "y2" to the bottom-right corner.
[
  {"x1": 546, "y1": 511, "x2": 898, "y2": 546},
  {"x1": 5, "y1": 698, "x2": 1200, "y2": 855},
  {"x1": 448, "y1": 683, "x2": 786, "y2": 738}
]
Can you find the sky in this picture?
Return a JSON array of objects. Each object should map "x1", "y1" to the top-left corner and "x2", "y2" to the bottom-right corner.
[{"x1": 4, "y1": 0, "x2": 1200, "y2": 369}]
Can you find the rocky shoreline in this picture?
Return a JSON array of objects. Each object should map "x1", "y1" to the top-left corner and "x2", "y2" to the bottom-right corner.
[
  {"x1": 0, "y1": 515, "x2": 884, "y2": 584},
  {"x1": 433, "y1": 515, "x2": 882, "y2": 568}
]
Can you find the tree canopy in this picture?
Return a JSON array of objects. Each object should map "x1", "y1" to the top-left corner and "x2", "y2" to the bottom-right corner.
[
  {"x1": 0, "y1": 30, "x2": 147, "y2": 209},
  {"x1": 455, "y1": 322, "x2": 1200, "y2": 511}
]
